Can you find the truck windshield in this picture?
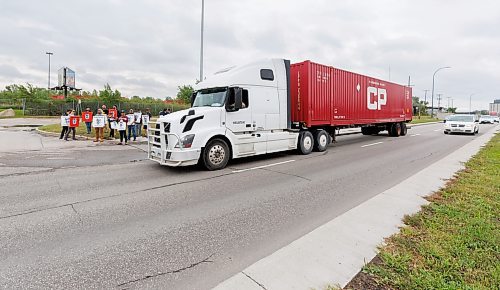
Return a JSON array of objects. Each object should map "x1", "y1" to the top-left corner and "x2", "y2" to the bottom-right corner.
[{"x1": 192, "y1": 88, "x2": 227, "y2": 107}]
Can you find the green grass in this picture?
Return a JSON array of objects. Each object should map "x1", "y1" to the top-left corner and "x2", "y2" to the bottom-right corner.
[
  {"x1": 411, "y1": 116, "x2": 441, "y2": 124},
  {"x1": 39, "y1": 122, "x2": 148, "y2": 139},
  {"x1": 363, "y1": 133, "x2": 500, "y2": 289}
]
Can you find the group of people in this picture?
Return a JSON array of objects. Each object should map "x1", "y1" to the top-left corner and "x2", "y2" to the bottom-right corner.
[{"x1": 60, "y1": 105, "x2": 153, "y2": 145}]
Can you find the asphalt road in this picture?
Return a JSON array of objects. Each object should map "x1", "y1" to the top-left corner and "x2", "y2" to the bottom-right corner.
[{"x1": 0, "y1": 123, "x2": 497, "y2": 289}]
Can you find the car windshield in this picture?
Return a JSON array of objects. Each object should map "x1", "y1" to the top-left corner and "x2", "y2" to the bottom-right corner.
[
  {"x1": 448, "y1": 115, "x2": 474, "y2": 122},
  {"x1": 192, "y1": 88, "x2": 227, "y2": 107}
]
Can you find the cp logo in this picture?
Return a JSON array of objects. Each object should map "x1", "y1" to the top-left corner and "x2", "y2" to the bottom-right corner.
[{"x1": 367, "y1": 86, "x2": 387, "y2": 110}]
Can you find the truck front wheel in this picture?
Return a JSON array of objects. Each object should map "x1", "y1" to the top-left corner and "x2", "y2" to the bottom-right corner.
[
  {"x1": 202, "y1": 138, "x2": 230, "y2": 170},
  {"x1": 298, "y1": 131, "x2": 314, "y2": 155},
  {"x1": 400, "y1": 122, "x2": 407, "y2": 136}
]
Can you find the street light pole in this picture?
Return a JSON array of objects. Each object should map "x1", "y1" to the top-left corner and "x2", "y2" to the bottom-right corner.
[
  {"x1": 46, "y1": 52, "x2": 53, "y2": 98},
  {"x1": 199, "y1": 0, "x2": 204, "y2": 82},
  {"x1": 469, "y1": 93, "x2": 474, "y2": 114},
  {"x1": 431, "y1": 66, "x2": 451, "y2": 118}
]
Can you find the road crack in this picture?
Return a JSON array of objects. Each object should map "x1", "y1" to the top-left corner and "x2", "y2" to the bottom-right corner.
[
  {"x1": 242, "y1": 271, "x2": 268, "y2": 290},
  {"x1": 116, "y1": 253, "x2": 214, "y2": 288},
  {"x1": 261, "y1": 168, "x2": 312, "y2": 181},
  {"x1": 69, "y1": 204, "x2": 83, "y2": 225}
]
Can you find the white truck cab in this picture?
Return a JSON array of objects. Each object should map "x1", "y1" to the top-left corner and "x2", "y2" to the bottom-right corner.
[{"x1": 147, "y1": 59, "x2": 299, "y2": 170}]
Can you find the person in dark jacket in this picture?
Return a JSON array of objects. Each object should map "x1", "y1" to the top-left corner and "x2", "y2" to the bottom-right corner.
[{"x1": 64, "y1": 109, "x2": 77, "y2": 141}]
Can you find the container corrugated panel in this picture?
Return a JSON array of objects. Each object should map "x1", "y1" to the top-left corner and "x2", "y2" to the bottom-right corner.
[{"x1": 290, "y1": 61, "x2": 412, "y2": 127}]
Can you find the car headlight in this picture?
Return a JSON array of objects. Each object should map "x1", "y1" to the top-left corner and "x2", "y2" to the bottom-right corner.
[{"x1": 175, "y1": 134, "x2": 195, "y2": 149}]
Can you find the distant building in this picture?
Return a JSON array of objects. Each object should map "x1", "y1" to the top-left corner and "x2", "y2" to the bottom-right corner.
[{"x1": 489, "y1": 99, "x2": 500, "y2": 113}]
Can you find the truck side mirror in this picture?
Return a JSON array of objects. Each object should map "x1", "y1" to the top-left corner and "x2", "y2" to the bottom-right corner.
[
  {"x1": 234, "y1": 88, "x2": 243, "y2": 110},
  {"x1": 190, "y1": 92, "x2": 197, "y2": 107}
]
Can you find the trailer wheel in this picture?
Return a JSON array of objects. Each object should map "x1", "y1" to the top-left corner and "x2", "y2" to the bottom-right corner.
[
  {"x1": 202, "y1": 138, "x2": 230, "y2": 170},
  {"x1": 298, "y1": 131, "x2": 314, "y2": 155},
  {"x1": 400, "y1": 122, "x2": 407, "y2": 136},
  {"x1": 313, "y1": 130, "x2": 329, "y2": 152},
  {"x1": 389, "y1": 123, "x2": 401, "y2": 137}
]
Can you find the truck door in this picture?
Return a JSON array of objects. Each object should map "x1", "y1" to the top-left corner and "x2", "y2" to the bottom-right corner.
[{"x1": 225, "y1": 87, "x2": 253, "y2": 133}]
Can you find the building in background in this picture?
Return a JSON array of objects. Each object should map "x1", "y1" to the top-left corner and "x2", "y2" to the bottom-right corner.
[{"x1": 489, "y1": 99, "x2": 500, "y2": 114}]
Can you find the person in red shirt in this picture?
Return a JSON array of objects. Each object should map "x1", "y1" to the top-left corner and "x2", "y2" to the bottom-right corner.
[{"x1": 117, "y1": 110, "x2": 128, "y2": 145}]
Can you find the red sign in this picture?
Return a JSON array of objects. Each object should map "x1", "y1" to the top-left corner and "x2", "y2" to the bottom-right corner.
[
  {"x1": 82, "y1": 111, "x2": 93, "y2": 122},
  {"x1": 109, "y1": 108, "x2": 118, "y2": 119},
  {"x1": 69, "y1": 116, "x2": 80, "y2": 128}
]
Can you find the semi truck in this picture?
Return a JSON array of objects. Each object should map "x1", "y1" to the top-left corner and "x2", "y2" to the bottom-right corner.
[{"x1": 147, "y1": 59, "x2": 412, "y2": 170}]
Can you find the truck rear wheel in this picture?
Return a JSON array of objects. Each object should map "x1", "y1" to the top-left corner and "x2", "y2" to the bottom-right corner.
[
  {"x1": 313, "y1": 129, "x2": 329, "y2": 152},
  {"x1": 400, "y1": 122, "x2": 407, "y2": 136},
  {"x1": 298, "y1": 131, "x2": 314, "y2": 155},
  {"x1": 389, "y1": 123, "x2": 401, "y2": 137},
  {"x1": 202, "y1": 138, "x2": 230, "y2": 170}
]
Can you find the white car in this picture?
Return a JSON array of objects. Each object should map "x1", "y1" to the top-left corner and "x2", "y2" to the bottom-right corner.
[
  {"x1": 479, "y1": 115, "x2": 495, "y2": 124},
  {"x1": 444, "y1": 115, "x2": 479, "y2": 135},
  {"x1": 493, "y1": 116, "x2": 500, "y2": 123}
]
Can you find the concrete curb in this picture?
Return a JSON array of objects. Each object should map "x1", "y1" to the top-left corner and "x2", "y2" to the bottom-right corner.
[
  {"x1": 214, "y1": 126, "x2": 498, "y2": 290},
  {"x1": 408, "y1": 121, "x2": 441, "y2": 127}
]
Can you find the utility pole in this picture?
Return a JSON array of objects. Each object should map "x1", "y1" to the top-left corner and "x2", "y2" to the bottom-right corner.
[
  {"x1": 199, "y1": 0, "x2": 205, "y2": 82},
  {"x1": 437, "y1": 93, "x2": 443, "y2": 112},
  {"x1": 423, "y1": 89, "x2": 429, "y2": 105},
  {"x1": 447, "y1": 97, "x2": 451, "y2": 111},
  {"x1": 431, "y1": 66, "x2": 451, "y2": 118},
  {"x1": 469, "y1": 93, "x2": 474, "y2": 114},
  {"x1": 46, "y1": 52, "x2": 53, "y2": 98}
]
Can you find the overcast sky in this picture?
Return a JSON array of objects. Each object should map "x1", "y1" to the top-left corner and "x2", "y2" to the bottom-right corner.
[{"x1": 0, "y1": 0, "x2": 499, "y2": 110}]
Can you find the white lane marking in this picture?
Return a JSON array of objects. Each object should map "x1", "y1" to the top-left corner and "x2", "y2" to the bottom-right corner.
[
  {"x1": 361, "y1": 141, "x2": 383, "y2": 148},
  {"x1": 46, "y1": 157, "x2": 74, "y2": 160},
  {"x1": 410, "y1": 134, "x2": 421, "y2": 137},
  {"x1": 433, "y1": 129, "x2": 441, "y2": 132},
  {"x1": 232, "y1": 160, "x2": 295, "y2": 173}
]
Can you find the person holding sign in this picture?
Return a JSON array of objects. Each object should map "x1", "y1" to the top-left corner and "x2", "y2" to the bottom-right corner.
[
  {"x1": 82, "y1": 108, "x2": 93, "y2": 134},
  {"x1": 142, "y1": 108, "x2": 152, "y2": 130},
  {"x1": 64, "y1": 110, "x2": 77, "y2": 141},
  {"x1": 59, "y1": 109, "x2": 71, "y2": 139},
  {"x1": 93, "y1": 109, "x2": 107, "y2": 142},
  {"x1": 134, "y1": 110, "x2": 142, "y2": 136},
  {"x1": 117, "y1": 111, "x2": 128, "y2": 145},
  {"x1": 126, "y1": 109, "x2": 137, "y2": 142},
  {"x1": 108, "y1": 105, "x2": 118, "y2": 139}
]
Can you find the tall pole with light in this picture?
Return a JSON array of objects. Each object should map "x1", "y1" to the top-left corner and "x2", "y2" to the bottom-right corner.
[
  {"x1": 469, "y1": 93, "x2": 474, "y2": 114},
  {"x1": 199, "y1": 0, "x2": 204, "y2": 82},
  {"x1": 46, "y1": 52, "x2": 53, "y2": 98},
  {"x1": 431, "y1": 66, "x2": 451, "y2": 118}
]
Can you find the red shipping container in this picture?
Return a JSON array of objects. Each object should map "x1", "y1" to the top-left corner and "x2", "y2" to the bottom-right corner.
[
  {"x1": 290, "y1": 61, "x2": 412, "y2": 127},
  {"x1": 82, "y1": 111, "x2": 93, "y2": 122},
  {"x1": 69, "y1": 116, "x2": 80, "y2": 128}
]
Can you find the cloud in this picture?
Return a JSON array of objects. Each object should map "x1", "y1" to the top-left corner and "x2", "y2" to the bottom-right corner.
[{"x1": 0, "y1": 0, "x2": 499, "y2": 110}]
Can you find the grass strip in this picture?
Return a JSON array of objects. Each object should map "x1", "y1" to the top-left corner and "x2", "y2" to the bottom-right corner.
[{"x1": 346, "y1": 133, "x2": 499, "y2": 289}]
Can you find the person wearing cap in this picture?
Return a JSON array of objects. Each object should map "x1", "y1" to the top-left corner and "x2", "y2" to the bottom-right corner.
[
  {"x1": 94, "y1": 109, "x2": 106, "y2": 143},
  {"x1": 84, "y1": 107, "x2": 92, "y2": 134},
  {"x1": 108, "y1": 105, "x2": 118, "y2": 139},
  {"x1": 117, "y1": 110, "x2": 128, "y2": 145},
  {"x1": 64, "y1": 109, "x2": 77, "y2": 141}
]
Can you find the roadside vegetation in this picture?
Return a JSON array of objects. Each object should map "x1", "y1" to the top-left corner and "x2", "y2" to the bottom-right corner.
[
  {"x1": 344, "y1": 133, "x2": 499, "y2": 289},
  {"x1": 410, "y1": 115, "x2": 441, "y2": 124}
]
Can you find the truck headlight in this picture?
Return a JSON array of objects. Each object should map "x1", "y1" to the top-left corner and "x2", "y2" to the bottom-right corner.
[{"x1": 175, "y1": 134, "x2": 195, "y2": 149}]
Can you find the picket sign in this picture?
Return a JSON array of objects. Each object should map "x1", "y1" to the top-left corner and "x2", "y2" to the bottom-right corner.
[
  {"x1": 117, "y1": 120, "x2": 127, "y2": 131},
  {"x1": 141, "y1": 115, "x2": 150, "y2": 126},
  {"x1": 126, "y1": 114, "x2": 135, "y2": 125},
  {"x1": 109, "y1": 108, "x2": 118, "y2": 119},
  {"x1": 110, "y1": 121, "x2": 118, "y2": 130},
  {"x1": 92, "y1": 115, "x2": 106, "y2": 128},
  {"x1": 60, "y1": 116, "x2": 70, "y2": 127},
  {"x1": 82, "y1": 112, "x2": 93, "y2": 122},
  {"x1": 69, "y1": 116, "x2": 80, "y2": 128},
  {"x1": 134, "y1": 113, "x2": 142, "y2": 123}
]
